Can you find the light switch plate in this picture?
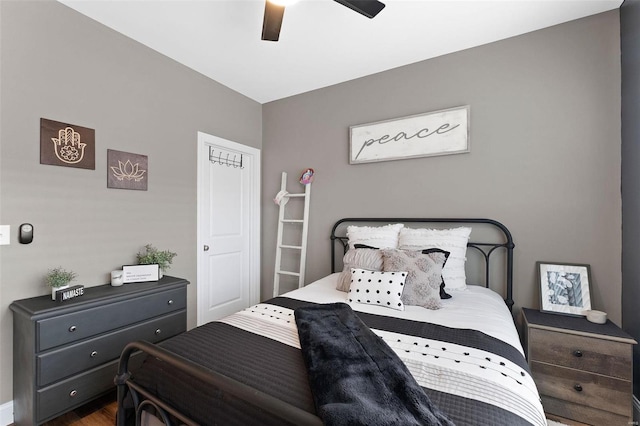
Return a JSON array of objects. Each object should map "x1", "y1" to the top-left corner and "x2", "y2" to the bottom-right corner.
[{"x1": 0, "y1": 225, "x2": 10, "y2": 245}]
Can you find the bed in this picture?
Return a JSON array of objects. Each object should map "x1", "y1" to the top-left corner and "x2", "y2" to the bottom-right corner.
[{"x1": 115, "y1": 218, "x2": 546, "y2": 426}]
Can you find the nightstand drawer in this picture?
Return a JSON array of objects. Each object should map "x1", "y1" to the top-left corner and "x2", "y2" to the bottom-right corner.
[
  {"x1": 531, "y1": 361, "x2": 632, "y2": 417},
  {"x1": 528, "y1": 328, "x2": 631, "y2": 379},
  {"x1": 37, "y1": 287, "x2": 186, "y2": 351},
  {"x1": 37, "y1": 310, "x2": 186, "y2": 386},
  {"x1": 540, "y1": 394, "x2": 630, "y2": 426}
]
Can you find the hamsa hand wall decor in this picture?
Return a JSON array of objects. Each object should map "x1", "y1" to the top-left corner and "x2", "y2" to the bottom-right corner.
[{"x1": 40, "y1": 118, "x2": 95, "y2": 169}]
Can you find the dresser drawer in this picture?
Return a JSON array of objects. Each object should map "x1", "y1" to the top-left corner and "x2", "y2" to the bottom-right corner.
[
  {"x1": 528, "y1": 328, "x2": 632, "y2": 379},
  {"x1": 531, "y1": 361, "x2": 632, "y2": 417},
  {"x1": 38, "y1": 310, "x2": 186, "y2": 386},
  {"x1": 36, "y1": 353, "x2": 145, "y2": 423},
  {"x1": 37, "y1": 287, "x2": 186, "y2": 351}
]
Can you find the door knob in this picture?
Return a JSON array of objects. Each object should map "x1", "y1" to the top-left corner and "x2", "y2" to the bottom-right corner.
[{"x1": 204, "y1": 245, "x2": 210, "y2": 251}]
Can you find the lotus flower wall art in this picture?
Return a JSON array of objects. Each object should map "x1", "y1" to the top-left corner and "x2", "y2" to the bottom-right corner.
[
  {"x1": 107, "y1": 149, "x2": 148, "y2": 190},
  {"x1": 40, "y1": 118, "x2": 95, "y2": 169}
]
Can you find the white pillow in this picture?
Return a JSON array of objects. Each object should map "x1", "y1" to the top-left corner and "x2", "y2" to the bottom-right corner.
[
  {"x1": 398, "y1": 227, "x2": 472, "y2": 291},
  {"x1": 347, "y1": 223, "x2": 404, "y2": 249},
  {"x1": 348, "y1": 268, "x2": 407, "y2": 311}
]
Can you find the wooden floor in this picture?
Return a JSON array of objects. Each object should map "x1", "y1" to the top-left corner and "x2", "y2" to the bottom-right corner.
[{"x1": 39, "y1": 393, "x2": 117, "y2": 426}]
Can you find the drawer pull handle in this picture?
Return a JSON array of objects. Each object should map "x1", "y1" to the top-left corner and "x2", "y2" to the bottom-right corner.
[
  {"x1": 573, "y1": 350, "x2": 583, "y2": 358},
  {"x1": 574, "y1": 384, "x2": 583, "y2": 392},
  {"x1": 69, "y1": 325, "x2": 77, "y2": 332},
  {"x1": 69, "y1": 390, "x2": 78, "y2": 397},
  {"x1": 90, "y1": 351, "x2": 98, "y2": 358},
  {"x1": 155, "y1": 329, "x2": 161, "y2": 336},
  {"x1": 168, "y1": 300, "x2": 174, "y2": 305}
]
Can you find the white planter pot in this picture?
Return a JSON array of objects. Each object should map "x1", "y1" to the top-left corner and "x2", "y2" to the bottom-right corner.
[{"x1": 52, "y1": 285, "x2": 69, "y2": 300}]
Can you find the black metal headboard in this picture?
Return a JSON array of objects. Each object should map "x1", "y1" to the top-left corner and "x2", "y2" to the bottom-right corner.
[{"x1": 330, "y1": 218, "x2": 515, "y2": 312}]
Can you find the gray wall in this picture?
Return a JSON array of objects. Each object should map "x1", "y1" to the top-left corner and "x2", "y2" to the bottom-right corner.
[
  {"x1": 0, "y1": 0, "x2": 261, "y2": 405},
  {"x1": 262, "y1": 11, "x2": 622, "y2": 326},
  {"x1": 621, "y1": 0, "x2": 640, "y2": 397}
]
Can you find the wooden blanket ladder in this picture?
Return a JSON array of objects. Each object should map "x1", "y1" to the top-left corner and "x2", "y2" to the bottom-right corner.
[{"x1": 273, "y1": 171, "x2": 311, "y2": 297}]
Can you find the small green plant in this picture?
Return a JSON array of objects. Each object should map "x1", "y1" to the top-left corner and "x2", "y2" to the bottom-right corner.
[
  {"x1": 45, "y1": 267, "x2": 77, "y2": 288},
  {"x1": 136, "y1": 244, "x2": 177, "y2": 272}
]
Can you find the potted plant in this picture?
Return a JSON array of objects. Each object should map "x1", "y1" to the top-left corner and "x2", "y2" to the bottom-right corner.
[
  {"x1": 136, "y1": 244, "x2": 177, "y2": 278},
  {"x1": 45, "y1": 267, "x2": 77, "y2": 300}
]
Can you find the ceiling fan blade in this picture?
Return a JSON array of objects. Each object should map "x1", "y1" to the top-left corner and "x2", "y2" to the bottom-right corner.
[
  {"x1": 262, "y1": 1, "x2": 285, "y2": 42},
  {"x1": 333, "y1": 0, "x2": 385, "y2": 19}
]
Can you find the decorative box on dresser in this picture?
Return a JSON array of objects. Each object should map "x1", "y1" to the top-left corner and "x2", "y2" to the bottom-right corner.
[
  {"x1": 10, "y1": 275, "x2": 189, "y2": 426},
  {"x1": 522, "y1": 308, "x2": 636, "y2": 425}
]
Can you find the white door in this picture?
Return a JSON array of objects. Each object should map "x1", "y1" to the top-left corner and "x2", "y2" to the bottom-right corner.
[{"x1": 197, "y1": 132, "x2": 260, "y2": 325}]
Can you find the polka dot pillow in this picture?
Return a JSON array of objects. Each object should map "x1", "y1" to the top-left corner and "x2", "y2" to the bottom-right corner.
[{"x1": 348, "y1": 268, "x2": 407, "y2": 311}]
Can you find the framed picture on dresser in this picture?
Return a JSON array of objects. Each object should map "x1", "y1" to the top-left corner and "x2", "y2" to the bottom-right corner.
[{"x1": 537, "y1": 261, "x2": 592, "y2": 316}]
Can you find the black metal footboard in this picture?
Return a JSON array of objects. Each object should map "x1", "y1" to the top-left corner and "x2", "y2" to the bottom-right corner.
[{"x1": 114, "y1": 341, "x2": 323, "y2": 426}]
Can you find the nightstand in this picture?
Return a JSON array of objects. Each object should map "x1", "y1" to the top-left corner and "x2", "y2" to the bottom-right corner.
[{"x1": 522, "y1": 308, "x2": 636, "y2": 425}]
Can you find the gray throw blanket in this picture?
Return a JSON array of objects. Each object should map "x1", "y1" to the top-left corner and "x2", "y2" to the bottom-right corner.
[{"x1": 295, "y1": 303, "x2": 455, "y2": 426}]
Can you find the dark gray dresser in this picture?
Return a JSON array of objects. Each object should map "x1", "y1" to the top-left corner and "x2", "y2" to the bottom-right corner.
[{"x1": 10, "y1": 275, "x2": 188, "y2": 425}]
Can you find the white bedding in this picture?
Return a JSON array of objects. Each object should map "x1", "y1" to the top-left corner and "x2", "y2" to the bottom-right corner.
[{"x1": 285, "y1": 273, "x2": 524, "y2": 355}]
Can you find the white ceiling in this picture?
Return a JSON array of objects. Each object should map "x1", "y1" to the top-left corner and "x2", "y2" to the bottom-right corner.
[{"x1": 57, "y1": 0, "x2": 622, "y2": 104}]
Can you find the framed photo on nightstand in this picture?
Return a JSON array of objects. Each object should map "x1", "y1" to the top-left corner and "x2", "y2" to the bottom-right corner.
[{"x1": 537, "y1": 261, "x2": 592, "y2": 316}]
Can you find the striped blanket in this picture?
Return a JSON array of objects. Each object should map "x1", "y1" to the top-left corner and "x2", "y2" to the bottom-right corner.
[{"x1": 133, "y1": 297, "x2": 546, "y2": 426}]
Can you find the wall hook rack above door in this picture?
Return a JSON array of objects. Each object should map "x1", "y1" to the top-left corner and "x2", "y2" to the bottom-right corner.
[{"x1": 209, "y1": 147, "x2": 244, "y2": 169}]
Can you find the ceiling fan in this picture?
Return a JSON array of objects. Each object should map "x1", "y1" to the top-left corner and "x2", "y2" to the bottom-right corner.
[{"x1": 262, "y1": 0, "x2": 386, "y2": 42}]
